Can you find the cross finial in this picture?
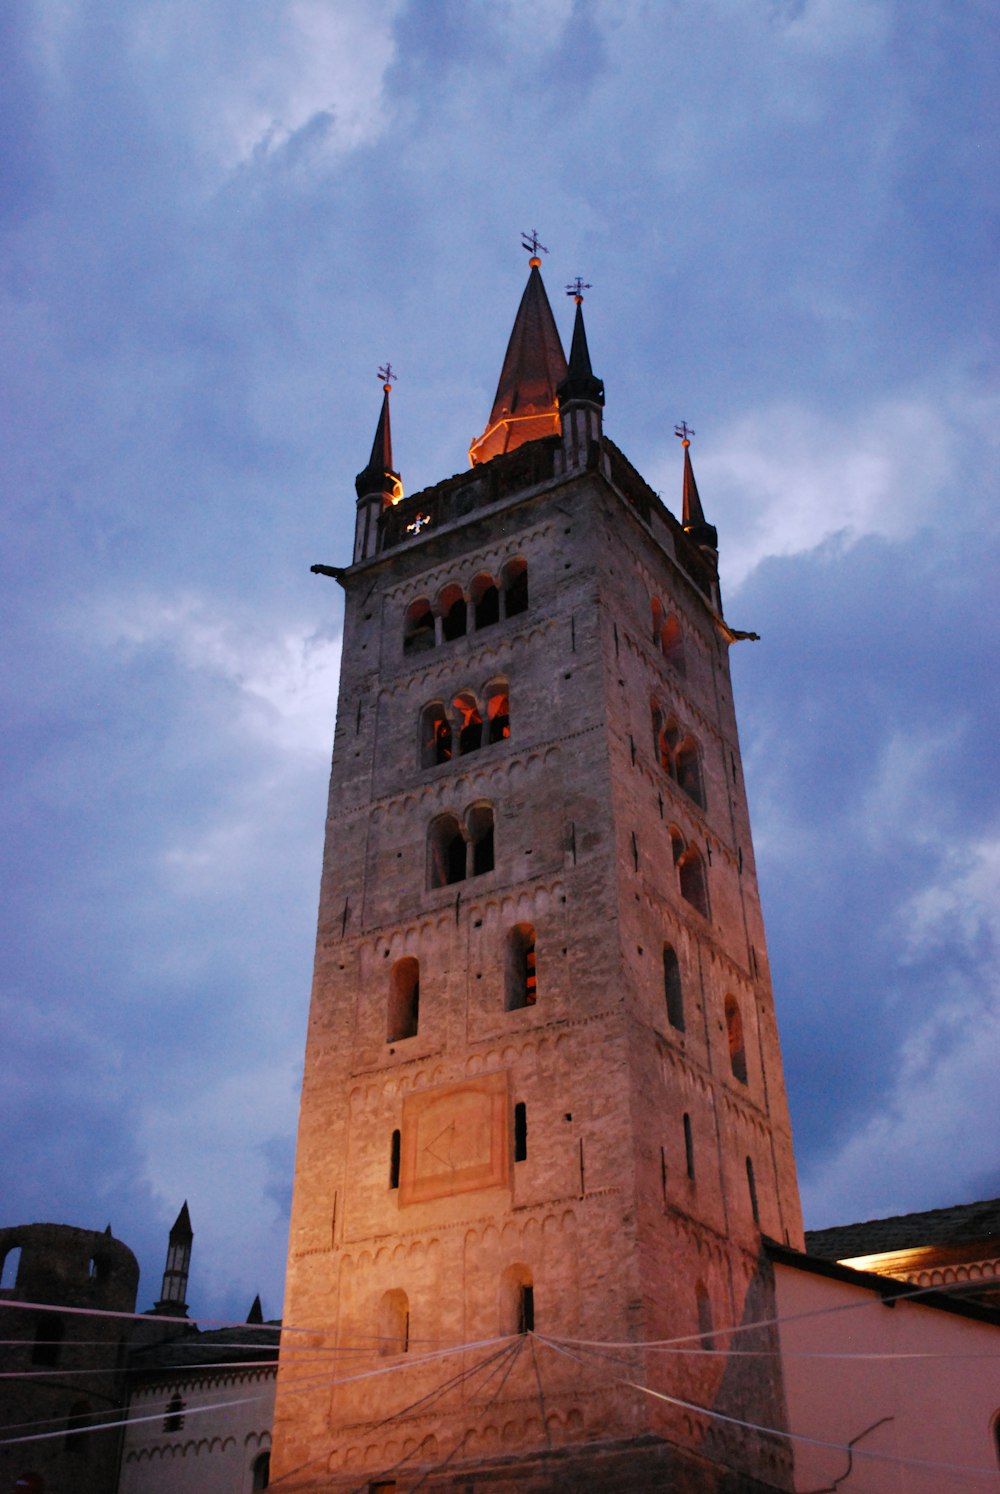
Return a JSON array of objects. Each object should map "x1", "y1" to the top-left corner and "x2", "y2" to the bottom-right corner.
[
  {"x1": 566, "y1": 277, "x2": 592, "y2": 304},
  {"x1": 377, "y1": 362, "x2": 397, "y2": 393},
  {"x1": 521, "y1": 229, "x2": 548, "y2": 268},
  {"x1": 674, "y1": 420, "x2": 696, "y2": 448}
]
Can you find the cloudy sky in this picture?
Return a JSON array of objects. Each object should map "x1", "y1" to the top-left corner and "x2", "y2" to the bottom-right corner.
[{"x1": 2, "y1": 0, "x2": 996, "y2": 1324}]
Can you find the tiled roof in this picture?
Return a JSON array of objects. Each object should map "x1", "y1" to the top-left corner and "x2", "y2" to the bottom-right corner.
[{"x1": 805, "y1": 1197, "x2": 1000, "y2": 1260}]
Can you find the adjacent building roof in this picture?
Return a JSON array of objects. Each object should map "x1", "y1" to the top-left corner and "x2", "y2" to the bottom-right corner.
[{"x1": 805, "y1": 1197, "x2": 1000, "y2": 1260}]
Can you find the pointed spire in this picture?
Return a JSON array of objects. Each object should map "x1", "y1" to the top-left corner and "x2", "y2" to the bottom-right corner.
[
  {"x1": 676, "y1": 424, "x2": 718, "y2": 551},
  {"x1": 153, "y1": 1201, "x2": 193, "y2": 1316},
  {"x1": 353, "y1": 367, "x2": 404, "y2": 563},
  {"x1": 355, "y1": 367, "x2": 402, "y2": 504},
  {"x1": 469, "y1": 245, "x2": 568, "y2": 466},
  {"x1": 557, "y1": 284, "x2": 604, "y2": 410},
  {"x1": 246, "y1": 1294, "x2": 264, "y2": 1324}
]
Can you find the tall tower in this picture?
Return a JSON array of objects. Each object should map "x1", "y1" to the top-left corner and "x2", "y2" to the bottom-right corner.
[{"x1": 273, "y1": 254, "x2": 803, "y2": 1492}]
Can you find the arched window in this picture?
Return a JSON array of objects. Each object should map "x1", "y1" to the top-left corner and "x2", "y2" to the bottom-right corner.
[
  {"x1": 676, "y1": 739, "x2": 705, "y2": 808},
  {"x1": 725, "y1": 996, "x2": 747, "y2": 1083},
  {"x1": 514, "y1": 1102, "x2": 527, "y2": 1162},
  {"x1": 661, "y1": 613, "x2": 686, "y2": 675},
  {"x1": 403, "y1": 598, "x2": 435, "y2": 655},
  {"x1": 439, "y1": 583, "x2": 467, "y2": 642},
  {"x1": 502, "y1": 558, "x2": 528, "y2": 617},
  {"x1": 499, "y1": 1264, "x2": 534, "y2": 1335},
  {"x1": 32, "y1": 1313, "x2": 64, "y2": 1368},
  {"x1": 428, "y1": 814, "x2": 466, "y2": 889},
  {"x1": 163, "y1": 1393, "x2": 185, "y2": 1433},
  {"x1": 485, "y1": 683, "x2": 510, "y2": 745},
  {"x1": 389, "y1": 1130, "x2": 401, "y2": 1190},
  {"x1": 679, "y1": 848, "x2": 709, "y2": 918},
  {"x1": 506, "y1": 923, "x2": 537, "y2": 1010},
  {"x1": 695, "y1": 1282, "x2": 713, "y2": 1348},
  {"x1": 377, "y1": 1289, "x2": 409, "y2": 1356},
  {"x1": 452, "y1": 691, "x2": 483, "y2": 755},
  {"x1": 670, "y1": 827, "x2": 685, "y2": 867},
  {"x1": 660, "y1": 718, "x2": 679, "y2": 777},
  {"x1": 663, "y1": 945, "x2": 684, "y2": 1031},
  {"x1": 252, "y1": 1450, "x2": 271, "y2": 1490},
  {"x1": 0, "y1": 1245, "x2": 21, "y2": 1291},
  {"x1": 387, "y1": 957, "x2": 419, "y2": 1041},
  {"x1": 746, "y1": 1157, "x2": 759, "y2": 1225},
  {"x1": 471, "y1": 573, "x2": 500, "y2": 630},
  {"x1": 468, "y1": 804, "x2": 495, "y2": 876},
  {"x1": 420, "y1": 703, "x2": 451, "y2": 768}
]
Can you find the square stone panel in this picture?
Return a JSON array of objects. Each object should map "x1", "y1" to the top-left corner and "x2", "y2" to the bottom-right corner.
[{"x1": 399, "y1": 1071, "x2": 510, "y2": 1206}]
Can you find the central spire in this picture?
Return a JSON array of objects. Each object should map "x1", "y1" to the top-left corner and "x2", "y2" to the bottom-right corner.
[{"x1": 469, "y1": 240, "x2": 568, "y2": 467}]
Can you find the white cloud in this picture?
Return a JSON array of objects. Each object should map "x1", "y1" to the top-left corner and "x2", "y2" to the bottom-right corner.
[
  {"x1": 95, "y1": 591, "x2": 342, "y2": 758},
  {"x1": 671, "y1": 394, "x2": 951, "y2": 589}
]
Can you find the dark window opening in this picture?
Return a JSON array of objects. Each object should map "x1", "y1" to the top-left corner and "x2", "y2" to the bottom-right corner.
[
  {"x1": 164, "y1": 1394, "x2": 185, "y2": 1433},
  {"x1": 514, "y1": 1102, "x2": 527, "y2": 1162},
  {"x1": 389, "y1": 1130, "x2": 401, "y2": 1189},
  {"x1": 679, "y1": 850, "x2": 709, "y2": 918},
  {"x1": 746, "y1": 1157, "x2": 759, "y2": 1225},
  {"x1": 696, "y1": 1283, "x2": 713, "y2": 1348},
  {"x1": 64, "y1": 1401, "x2": 92, "y2": 1455},
  {"x1": 683, "y1": 1114, "x2": 695, "y2": 1181},
  {"x1": 428, "y1": 815, "x2": 466, "y2": 889},
  {"x1": 378, "y1": 1290, "x2": 409, "y2": 1356},
  {"x1": 0, "y1": 1246, "x2": 21, "y2": 1291},
  {"x1": 404, "y1": 600, "x2": 435, "y2": 655},
  {"x1": 420, "y1": 703, "x2": 452, "y2": 768},
  {"x1": 663, "y1": 945, "x2": 684, "y2": 1031},
  {"x1": 518, "y1": 1284, "x2": 534, "y2": 1334},
  {"x1": 486, "y1": 686, "x2": 510, "y2": 744},
  {"x1": 468, "y1": 805, "x2": 495, "y2": 876},
  {"x1": 726, "y1": 996, "x2": 748, "y2": 1083},
  {"x1": 440, "y1": 587, "x2": 467, "y2": 642},
  {"x1": 387, "y1": 957, "x2": 419, "y2": 1041},
  {"x1": 252, "y1": 1451, "x2": 271, "y2": 1490},
  {"x1": 662, "y1": 614, "x2": 686, "y2": 675},
  {"x1": 676, "y1": 740, "x2": 705, "y2": 808},
  {"x1": 453, "y1": 692, "x2": 483, "y2": 754},
  {"x1": 472, "y1": 575, "x2": 500, "y2": 629},
  {"x1": 32, "y1": 1313, "x2": 64, "y2": 1368},
  {"x1": 651, "y1": 596, "x2": 664, "y2": 646},
  {"x1": 506, "y1": 923, "x2": 537, "y2": 1010},
  {"x1": 502, "y1": 559, "x2": 528, "y2": 617}
]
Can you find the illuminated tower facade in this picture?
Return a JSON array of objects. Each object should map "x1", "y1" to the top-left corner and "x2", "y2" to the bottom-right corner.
[{"x1": 273, "y1": 254, "x2": 804, "y2": 1492}]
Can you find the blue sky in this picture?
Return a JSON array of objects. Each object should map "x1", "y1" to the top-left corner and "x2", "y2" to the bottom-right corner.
[{"x1": 1, "y1": 0, "x2": 996, "y2": 1323}]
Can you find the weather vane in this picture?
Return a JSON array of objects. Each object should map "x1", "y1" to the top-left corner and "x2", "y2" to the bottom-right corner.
[
  {"x1": 566, "y1": 277, "x2": 592, "y2": 303},
  {"x1": 521, "y1": 229, "x2": 549, "y2": 264},
  {"x1": 674, "y1": 421, "x2": 695, "y2": 447},
  {"x1": 377, "y1": 362, "x2": 397, "y2": 392}
]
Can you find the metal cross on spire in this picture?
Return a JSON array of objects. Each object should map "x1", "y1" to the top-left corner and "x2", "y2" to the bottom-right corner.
[
  {"x1": 377, "y1": 362, "x2": 397, "y2": 392},
  {"x1": 674, "y1": 420, "x2": 696, "y2": 447},
  {"x1": 566, "y1": 277, "x2": 592, "y2": 304},
  {"x1": 521, "y1": 229, "x2": 549, "y2": 265}
]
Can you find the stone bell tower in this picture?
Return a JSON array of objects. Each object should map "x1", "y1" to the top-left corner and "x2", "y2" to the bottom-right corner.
[{"x1": 273, "y1": 248, "x2": 803, "y2": 1492}]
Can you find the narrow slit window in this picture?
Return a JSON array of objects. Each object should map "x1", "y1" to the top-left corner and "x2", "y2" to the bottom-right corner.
[
  {"x1": 163, "y1": 1393, "x2": 185, "y2": 1433},
  {"x1": 696, "y1": 1282, "x2": 713, "y2": 1348},
  {"x1": 500, "y1": 1264, "x2": 534, "y2": 1335},
  {"x1": 676, "y1": 739, "x2": 705, "y2": 808},
  {"x1": 378, "y1": 1290, "x2": 409, "y2": 1356},
  {"x1": 746, "y1": 1156, "x2": 759, "y2": 1225},
  {"x1": 726, "y1": 996, "x2": 748, "y2": 1083},
  {"x1": 389, "y1": 1130, "x2": 401, "y2": 1189},
  {"x1": 32, "y1": 1312, "x2": 64, "y2": 1368},
  {"x1": 662, "y1": 613, "x2": 686, "y2": 675},
  {"x1": 514, "y1": 1102, "x2": 527, "y2": 1161},
  {"x1": 683, "y1": 1113, "x2": 695, "y2": 1181},
  {"x1": 663, "y1": 945, "x2": 684, "y2": 1031},
  {"x1": 679, "y1": 848, "x2": 709, "y2": 918}
]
